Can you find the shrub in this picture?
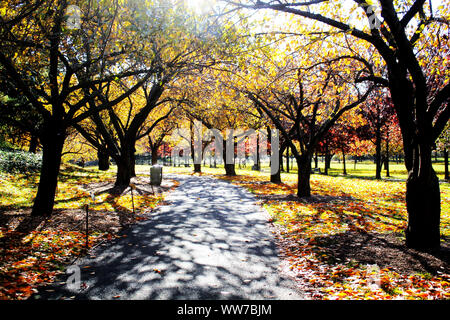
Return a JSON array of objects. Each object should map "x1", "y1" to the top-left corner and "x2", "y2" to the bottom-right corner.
[{"x1": 0, "y1": 149, "x2": 42, "y2": 173}]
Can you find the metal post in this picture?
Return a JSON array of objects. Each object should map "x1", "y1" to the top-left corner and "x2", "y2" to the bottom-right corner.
[
  {"x1": 130, "y1": 183, "x2": 136, "y2": 214},
  {"x1": 85, "y1": 204, "x2": 89, "y2": 250}
]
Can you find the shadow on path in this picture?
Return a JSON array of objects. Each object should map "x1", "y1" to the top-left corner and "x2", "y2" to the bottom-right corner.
[{"x1": 31, "y1": 174, "x2": 303, "y2": 300}]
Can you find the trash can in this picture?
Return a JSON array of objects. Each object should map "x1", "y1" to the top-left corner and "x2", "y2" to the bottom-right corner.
[{"x1": 150, "y1": 165, "x2": 162, "y2": 186}]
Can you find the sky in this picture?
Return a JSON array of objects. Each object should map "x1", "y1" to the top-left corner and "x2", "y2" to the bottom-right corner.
[
  {"x1": 183, "y1": 0, "x2": 448, "y2": 34},
  {"x1": 184, "y1": 0, "x2": 217, "y2": 13},
  {"x1": 185, "y1": 0, "x2": 447, "y2": 16}
]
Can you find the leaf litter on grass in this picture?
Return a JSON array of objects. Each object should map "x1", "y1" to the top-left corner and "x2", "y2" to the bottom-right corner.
[
  {"x1": 220, "y1": 172, "x2": 450, "y2": 300},
  {"x1": 0, "y1": 166, "x2": 178, "y2": 300}
]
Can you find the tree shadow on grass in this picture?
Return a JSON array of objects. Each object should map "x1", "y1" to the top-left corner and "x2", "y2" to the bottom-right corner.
[
  {"x1": 257, "y1": 193, "x2": 354, "y2": 204},
  {"x1": 313, "y1": 230, "x2": 450, "y2": 275}
]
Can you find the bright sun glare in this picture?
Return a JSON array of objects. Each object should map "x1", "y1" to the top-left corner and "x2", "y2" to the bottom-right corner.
[{"x1": 185, "y1": 0, "x2": 215, "y2": 14}]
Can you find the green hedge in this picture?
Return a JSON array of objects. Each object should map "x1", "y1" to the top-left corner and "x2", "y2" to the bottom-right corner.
[{"x1": 0, "y1": 149, "x2": 42, "y2": 173}]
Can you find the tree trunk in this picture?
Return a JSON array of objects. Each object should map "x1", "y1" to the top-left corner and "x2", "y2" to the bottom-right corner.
[
  {"x1": 151, "y1": 147, "x2": 158, "y2": 165},
  {"x1": 286, "y1": 146, "x2": 290, "y2": 173},
  {"x1": 280, "y1": 154, "x2": 284, "y2": 172},
  {"x1": 255, "y1": 134, "x2": 261, "y2": 171},
  {"x1": 115, "y1": 155, "x2": 133, "y2": 187},
  {"x1": 31, "y1": 127, "x2": 65, "y2": 216},
  {"x1": 130, "y1": 150, "x2": 136, "y2": 177},
  {"x1": 405, "y1": 143, "x2": 441, "y2": 250},
  {"x1": 190, "y1": 126, "x2": 201, "y2": 173},
  {"x1": 28, "y1": 135, "x2": 39, "y2": 153},
  {"x1": 270, "y1": 167, "x2": 281, "y2": 183},
  {"x1": 314, "y1": 151, "x2": 319, "y2": 169},
  {"x1": 297, "y1": 154, "x2": 312, "y2": 197},
  {"x1": 342, "y1": 150, "x2": 347, "y2": 175},
  {"x1": 194, "y1": 163, "x2": 201, "y2": 173},
  {"x1": 271, "y1": 144, "x2": 284, "y2": 184},
  {"x1": 445, "y1": 148, "x2": 449, "y2": 181},
  {"x1": 98, "y1": 150, "x2": 110, "y2": 171},
  {"x1": 386, "y1": 74, "x2": 441, "y2": 250},
  {"x1": 324, "y1": 143, "x2": 330, "y2": 175},
  {"x1": 375, "y1": 124, "x2": 382, "y2": 180},
  {"x1": 115, "y1": 141, "x2": 135, "y2": 186},
  {"x1": 223, "y1": 139, "x2": 236, "y2": 176},
  {"x1": 224, "y1": 163, "x2": 236, "y2": 176},
  {"x1": 385, "y1": 134, "x2": 390, "y2": 177},
  {"x1": 324, "y1": 144, "x2": 328, "y2": 175}
]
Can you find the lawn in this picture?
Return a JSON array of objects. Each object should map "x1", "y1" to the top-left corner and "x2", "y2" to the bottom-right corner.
[
  {"x1": 1, "y1": 161, "x2": 448, "y2": 300},
  {"x1": 156, "y1": 161, "x2": 450, "y2": 300}
]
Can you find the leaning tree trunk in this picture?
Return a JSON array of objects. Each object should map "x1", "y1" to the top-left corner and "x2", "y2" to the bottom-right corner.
[
  {"x1": 404, "y1": 142, "x2": 441, "y2": 250},
  {"x1": 297, "y1": 153, "x2": 312, "y2": 197},
  {"x1": 31, "y1": 126, "x2": 66, "y2": 216}
]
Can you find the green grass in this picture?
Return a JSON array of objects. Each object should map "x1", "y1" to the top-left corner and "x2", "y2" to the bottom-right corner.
[
  {"x1": 140, "y1": 160, "x2": 449, "y2": 237},
  {"x1": 138, "y1": 159, "x2": 449, "y2": 181},
  {"x1": 0, "y1": 164, "x2": 115, "y2": 210},
  {"x1": 318, "y1": 160, "x2": 448, "y2": 181}
]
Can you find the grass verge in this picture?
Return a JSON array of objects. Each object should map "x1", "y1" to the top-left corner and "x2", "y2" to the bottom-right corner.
[{"x1": 0, "y1": 164, "x2": 177, "y2": 300}]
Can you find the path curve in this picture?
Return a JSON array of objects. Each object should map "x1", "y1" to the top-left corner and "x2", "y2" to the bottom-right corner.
[{"x1": 33, "y1": 174, "x2": 303, "y2": 300}]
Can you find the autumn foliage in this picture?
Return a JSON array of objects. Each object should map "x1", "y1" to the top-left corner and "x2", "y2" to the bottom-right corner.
[
  {"x1": 0, "y1": 165, "x2": 174, "y2": 300},
  {"x1": 218, "y1": 169, "x2": 450, "y2": 300}
]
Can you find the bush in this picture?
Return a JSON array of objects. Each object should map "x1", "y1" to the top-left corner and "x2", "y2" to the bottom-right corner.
[
  {"x1": 0, "y1": 139, "x2": 15, "y2": 151},
  {"x1": 0, "y1": 149, "x2": 42, "y2": 173}
]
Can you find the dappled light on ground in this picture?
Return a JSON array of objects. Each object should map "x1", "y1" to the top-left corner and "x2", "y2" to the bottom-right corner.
[
  {"x1": 0, "y1": 166, "x2": 175, "y2": 300},
  {"x1": 31, "y1": 175, "x2": 301, "y2": 300},
  {"x1": 216, "y1": 169, "x2": 450, "y2": 300}
]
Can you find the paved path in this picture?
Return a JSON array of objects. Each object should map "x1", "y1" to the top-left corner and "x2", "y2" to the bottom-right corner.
[{"x1": 33, "y1": 174, "x2": 303, "y2": 300}]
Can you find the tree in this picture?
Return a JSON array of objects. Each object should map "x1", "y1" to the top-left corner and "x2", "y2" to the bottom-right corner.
[
  {"x1": 181, "y1": 64, "x2": 262, "y2": 176},
  {"x1": 357, "y1": 89, "x2": 396, "y2": 179},
  {"x1": 0, "y1": 0, "x2": 156, "y2": 215},
  {"x1": 225, "y1": 0, "x2": 450, "y2": 249},
  {"x1": 76, "y1": 0, "x2": 242, "y2": 180},
  {"x1": 144, "y1": 106, "x2": 180, "y2": 165},
  {"x1": 323, "y1": 120, "x2": 360, "y2": 176},
  {"x1": 0, "y1": 79, "x2": 43, "y2": 152},
  {"x1": 242, "y1": 44, "x2": 373, "y2": 197},
  {"x1": 74, "y1": 81, "x2": 171, "y2": 187}
]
